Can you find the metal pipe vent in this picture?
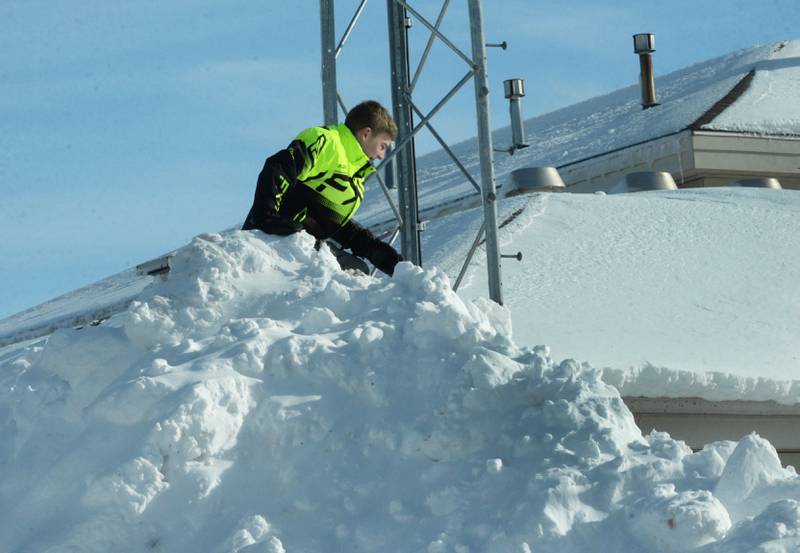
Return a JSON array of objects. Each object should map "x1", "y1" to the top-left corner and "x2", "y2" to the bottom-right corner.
[
  {"x1": 510, "y1": 166, "x2": 566, "y2": 193},
  {"x1": 727, "y1": 177, "x2": 782, "y2": 189},
  {"x1": 633, "y1": 33, "x2": 659, "y2": 109},
  {"x1": 609, "y1": 171, "x2": 677, "y2": 194},
  {"x1": 504, "y1": 79, "x2": 528, "y2": 152}
]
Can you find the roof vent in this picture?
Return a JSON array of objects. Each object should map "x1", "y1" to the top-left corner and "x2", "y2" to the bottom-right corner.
[
  {"x1": 510, "y1": 167, "x2": 566, "y2": 193},
  {"x1": 727, "y1": 177, "x2": 782, "y2": 189},
  {"x1": 503, "y1": 79, "x2": 529, "y2": 154},
  {"x1": 135, "y1": 255, "x2": 172, "y2": 280},
  {"x1": 609, "y1": 171, "x2": 677, "y2": 194},
  {"x1": 633, "y1": 33, "x2": 659, "y2": 109}
]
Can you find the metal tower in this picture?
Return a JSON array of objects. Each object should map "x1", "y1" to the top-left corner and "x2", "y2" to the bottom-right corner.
[{"x1": 319, "y1": 0, "x2": 504, "y2": 304}]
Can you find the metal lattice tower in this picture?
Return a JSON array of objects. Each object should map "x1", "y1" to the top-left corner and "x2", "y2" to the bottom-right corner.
[{"x1": 319, "y1": 0, "x2": 504, "y2": 304}]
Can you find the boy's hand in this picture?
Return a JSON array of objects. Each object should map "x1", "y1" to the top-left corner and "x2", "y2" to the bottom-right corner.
[{"x1": 368, "y1": 241, "x2": 402, "y2": 276}]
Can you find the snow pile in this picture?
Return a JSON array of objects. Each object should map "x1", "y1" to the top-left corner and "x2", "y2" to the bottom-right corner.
[
  {"x1": 625, "y1": 485, "x2": 731, "y2": 551},
  {"x1": 433, "y1": 188, "x2": 800, "y2": 395},
  {"x1": 715, "y1": 434, "x2": 800, "y2": 524},
  {"x1": 2, "y1": 231, "x2": 800, "y2": 552}
]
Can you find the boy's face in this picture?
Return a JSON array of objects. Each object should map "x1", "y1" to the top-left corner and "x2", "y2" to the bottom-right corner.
[{"x1": 356, "y1": 127, "x2": 394, "y2": 162}]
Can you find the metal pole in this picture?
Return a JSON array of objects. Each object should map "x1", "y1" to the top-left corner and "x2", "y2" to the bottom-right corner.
[
  {"x1": 387, "y1": 1, "x2": 421, "y2": 265},
  {"x1": 394, "y1": 0, "x2": 476, "y2": 69},
  {"x1": 410, "y1": 102, "x2": 481, "y2": 193},
  {"x1": 468, "y1": 0, "x2": 503, "y2": 304},
  {"x1": 320, "y1": 0, "x2": 338, "y2": 125},
  {"x1": 374, "y1": 69, "x2": 474, "y2": 172},
  {"x1": 335, "y1": 0, "x2": 369, "y2": 59},
  {"x1": 453, "y1": 223, "x2": 485, "y2": 292},
  {"x1": 409, "y1": 0, "x2": 451, "y2": 93}
]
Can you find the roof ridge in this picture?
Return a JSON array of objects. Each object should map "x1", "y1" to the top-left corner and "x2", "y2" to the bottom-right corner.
[{"x1": 689, "y1": 68, "x2": 757, "y2": 130}]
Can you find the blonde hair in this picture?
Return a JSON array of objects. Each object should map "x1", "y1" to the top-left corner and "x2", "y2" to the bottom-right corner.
[{"x1": 345, "y1": 100, "x2": 397, "y2": 138}]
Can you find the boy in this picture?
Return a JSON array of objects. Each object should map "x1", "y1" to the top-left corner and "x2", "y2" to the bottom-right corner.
[{"x1": 243, "y1": 100, "x2": 402, "y2": 276}]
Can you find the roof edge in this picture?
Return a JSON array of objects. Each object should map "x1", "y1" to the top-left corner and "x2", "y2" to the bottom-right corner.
[
  {"x1": 556, "y1": 129, "x2": 689, "y2": 170},
  {"x1": 690, "y1": 69, "x2": 757, "y2": 130},
  {"x1": 692, "y1": 128, "x2": 800, "y2": 140}
]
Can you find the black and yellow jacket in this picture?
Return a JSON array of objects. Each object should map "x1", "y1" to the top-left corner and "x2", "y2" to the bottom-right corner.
[{"x1": 243, "y1": 123, "x2": 401, "y2": 275}]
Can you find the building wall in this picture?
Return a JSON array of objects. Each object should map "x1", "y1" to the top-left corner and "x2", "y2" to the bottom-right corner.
[
  {"x1": 559, "y1": 131, "x2": 694, "y2": 193},
  {"x1": 625, "y1": 396, "x2": 800, "y2": 468},
  {"x1": 681, "y1": 174, "x2": 800, "y2": 189},
  {"x1": 558, "y1": 130, "x2": 800, "y2": 193},
  {"x1": 691, "y1": 132, "x2": 800, "y2": 190}
]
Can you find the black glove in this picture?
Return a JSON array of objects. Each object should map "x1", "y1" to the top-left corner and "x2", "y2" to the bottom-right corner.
[
  {"x1": 256, "y1": 215, "x2": 303, "y2": 236},
  {"x1": 333, "y1": 220, "x2": 403, "y2": 276},
  {"x1": 368, "y1": 240, "x2": 402, "y2": 276}
]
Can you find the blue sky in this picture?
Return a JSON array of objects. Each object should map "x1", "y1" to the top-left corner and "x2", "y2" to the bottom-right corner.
[{"x1": 1, "y1": 0, "x2": 797, "y2": 319}]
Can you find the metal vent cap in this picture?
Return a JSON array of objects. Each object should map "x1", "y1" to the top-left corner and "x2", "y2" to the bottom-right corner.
[
  {"x1": 609, "y1": 171, "x2": 677, "y2": 194},
  {"x1": 511, "y1": 167, "x2": 566, "y2": 192},
  {"x1": 728, "y1": 177, "x2": 782, "y2": 189}
]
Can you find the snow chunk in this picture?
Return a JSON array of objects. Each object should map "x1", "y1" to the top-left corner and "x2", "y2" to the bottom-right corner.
[
  {"x1": 223, "y1": 515, "x2": 285, "y2": 553},
  {"x1": 152, "y1": 376, "x2": 254, "y2": 470},
  {"x1": 701, "y1": 500, "x2": 800, "y2": 553},
  {"x1": 716, "y1": 433, "x2": 800, "y2": 523},
  {"x1": 537, "y1": 467, "x2": 606, "y2": 536},
  {"x1": 625, "y1": 484, "x2": 731, "y2": 551},
  {"x1": 463, "y1": 346, "x2": 525, "y2": 388},
  {"x1": 84, "y1": 457, "x2": 168, "y2": 517}
]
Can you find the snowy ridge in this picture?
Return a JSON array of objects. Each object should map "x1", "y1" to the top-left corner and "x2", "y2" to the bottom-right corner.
[{"x1": 2, "y1": 231, "x2": 800, "y2": 552}]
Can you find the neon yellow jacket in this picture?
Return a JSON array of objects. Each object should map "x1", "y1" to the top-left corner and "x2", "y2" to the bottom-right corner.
[
  {"x1": 243, "y1": 123, "x2": 401, "y2": 275},
  {"x1": 292, "y1": 124, "x2": 375, "y2": 223}
]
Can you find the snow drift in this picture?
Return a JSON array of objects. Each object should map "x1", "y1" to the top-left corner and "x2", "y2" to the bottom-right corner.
[
  {"x1": 2, "y1": 231, "x2": 800, "y2": 552},
  {"x1": 441, "y1": 188, "x2": 800, "y2": 392}
]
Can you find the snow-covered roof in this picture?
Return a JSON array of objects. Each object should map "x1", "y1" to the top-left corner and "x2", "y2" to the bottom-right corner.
[
  {"x1": 702, "y1": 42, "x2": 800, "y2": 136},
  {"x1": 424, "y1": 188, "x2": 800, "y2": 403},
  {"x1": 361, "y1": 40, "x2": 800, "y2": 223}
]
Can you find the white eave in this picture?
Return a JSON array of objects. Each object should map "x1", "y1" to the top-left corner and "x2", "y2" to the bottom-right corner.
[
  {"x1": 691, "y1": 130, "x2": 800, "y2": 182},
  {"x1": 557, "y1": 130, "x2": 693, "y2": 192},
  {"x1": 557, "y1": 129, "x2": 800, "y2": 192},
  {"x1": 625, "y1": 396, "x2": 800, "y2": 466}
]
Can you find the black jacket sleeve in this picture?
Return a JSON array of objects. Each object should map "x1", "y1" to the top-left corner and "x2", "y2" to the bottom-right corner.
[
  {"x1": 333, "y1": 220, "x2": 403, "y2": 276},
  {"x1": 242, "y1": 140, "x2": 309, "y2": 234}
]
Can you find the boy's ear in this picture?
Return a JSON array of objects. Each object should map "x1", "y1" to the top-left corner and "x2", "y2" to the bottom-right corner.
[{"x1": 357, "y1": 127, "x2": 372, "y2": 141}]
